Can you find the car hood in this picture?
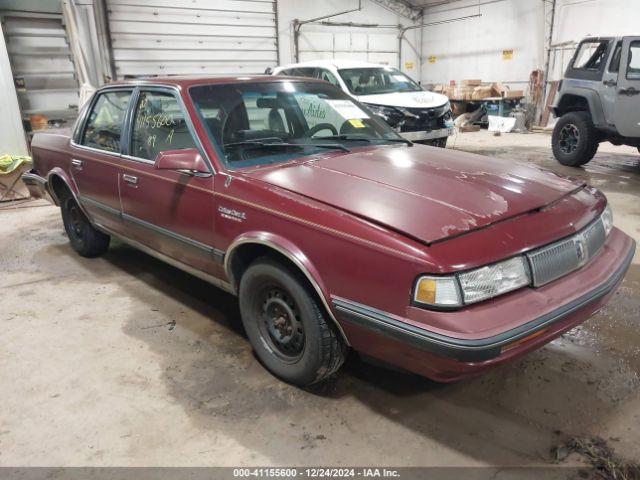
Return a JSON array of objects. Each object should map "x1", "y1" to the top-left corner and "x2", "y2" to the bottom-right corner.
[
  {"x1": 357, "y1": 90, "x2": 449, "y2": 109},
  {"x1": 244, "y1": 146, "x2": 584, "y2": 244}
]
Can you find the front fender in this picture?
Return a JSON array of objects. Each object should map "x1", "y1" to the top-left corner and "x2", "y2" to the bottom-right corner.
[{"x1": 224, "y1": 231, "x2": 349, "y2": 344}]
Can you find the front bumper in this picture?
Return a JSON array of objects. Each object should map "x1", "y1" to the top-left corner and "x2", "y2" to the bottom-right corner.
[
  {"x1": 400, "y1": 127, "x2": 454, "y2": 142},
  {"x1": 333, "y1": 229, "x2": 635, "y2": 381}
]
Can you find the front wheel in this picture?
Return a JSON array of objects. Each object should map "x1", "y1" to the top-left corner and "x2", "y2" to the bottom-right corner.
[
  {"x1": 60, "y1": 190, "x2": 110, "y2": 257},
  {"x1": 551, "y1": 112, "x2": 599, "y2": 166},
  {"x1": 238, "y1": 258, "x2": 346, "y2": 386}
]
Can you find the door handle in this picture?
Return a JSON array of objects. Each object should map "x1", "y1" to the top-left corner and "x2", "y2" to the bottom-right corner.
[
  {"x1": 602, "y1": 79, "x2": 617, "y2": 87},
  {"x1": 122, "y1": 174, "x2": 138, "y2": 185},
  {"x1": 619, "y1": 87, "x2": 640, "y2": 96},
  {"x1": 71, "y1": 159, "x2": 83, "y2": 170}
]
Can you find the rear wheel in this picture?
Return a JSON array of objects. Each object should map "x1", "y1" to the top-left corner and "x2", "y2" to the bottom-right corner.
[
  {"x1": 59, "y1": 189, "x2": 110, "y2": 257},
  {"x1": 239, "y1": 258, "x2": 346, "y2": 386},
  {"x1": 552, "y1": 111, "x2": 599, "y2": 166}
]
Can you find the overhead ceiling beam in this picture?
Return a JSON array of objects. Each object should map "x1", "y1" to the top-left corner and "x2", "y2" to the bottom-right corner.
[{"x1": 368, "y1": 0, "x2": 423, "y2": 21}]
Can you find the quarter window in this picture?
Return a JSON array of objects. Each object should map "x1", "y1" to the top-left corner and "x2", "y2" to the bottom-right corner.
[
  {"x1": 81, "y1": 90, "x2": 132, "y2": 153},
  {"x1": 131, "y1": 91, "x2": 197, "y2": 161}
]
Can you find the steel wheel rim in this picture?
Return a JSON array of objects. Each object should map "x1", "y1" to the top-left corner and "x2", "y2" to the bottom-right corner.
[
  {"x1": 559, "y1": 123, "x2": 580, "y2": 154},
  {"x1": 66, "y1": 199, "x2": 84, "y2": 238},
  {"x1": 259, "y1": 286, "x2": 305, "y2": 362}
]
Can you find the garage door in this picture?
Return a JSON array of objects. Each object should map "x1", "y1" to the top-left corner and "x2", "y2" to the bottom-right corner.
[
  {"x1": 1, "y1": 12, "x2": 79, "y2": 125},
  {"x1": 106, "y1": 0, "x2": 278, "y2": 78},
  {"x1": 298, "y1": 25, "x2": 399, "y2": 66}
]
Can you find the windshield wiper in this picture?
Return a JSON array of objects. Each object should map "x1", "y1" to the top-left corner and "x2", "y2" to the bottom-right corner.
[
  {"x1": 224, "y1": 140, "x2": 351, "y2": 153},
  {"x1": 314, "y1": 134, "x2": 372, "y2": 143},
  {"x1": 381, "y1": 137, "x2": 414, "y2": 146}
]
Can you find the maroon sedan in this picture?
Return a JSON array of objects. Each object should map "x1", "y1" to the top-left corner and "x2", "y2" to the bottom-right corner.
[{"x1": 23, "y1": 76, "x2": 635, "y2": 386}]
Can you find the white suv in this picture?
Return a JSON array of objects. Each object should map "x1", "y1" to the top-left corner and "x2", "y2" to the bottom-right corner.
[{"x1": 271, "y1": 60, "x2": 454, "y2": 147}]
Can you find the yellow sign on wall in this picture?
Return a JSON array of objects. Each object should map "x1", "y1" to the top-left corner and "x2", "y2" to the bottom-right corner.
[
  {"x1": 428, "y1": 55, "x2": 437, "y2": 64},
  {"x1": 502, "y1": 49, "x2": 514, "y2": 60},
  {"x1": 404, "y1": 61, "x2": 414, "y2": 70}
]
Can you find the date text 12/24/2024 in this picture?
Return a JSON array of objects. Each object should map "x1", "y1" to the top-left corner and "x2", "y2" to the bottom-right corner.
[{"x1": 233, "y1": 468, "x2": 400, "y2": 478}]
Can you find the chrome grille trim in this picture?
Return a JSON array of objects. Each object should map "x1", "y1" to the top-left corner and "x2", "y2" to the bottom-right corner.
[{"x1": 527, "y1": 216, "x2": 607, "y2": 287}]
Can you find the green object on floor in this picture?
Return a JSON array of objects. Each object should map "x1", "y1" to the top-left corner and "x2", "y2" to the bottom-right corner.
[{"x1": 0, "y1": 155, "x2": 32, "y2": 175}]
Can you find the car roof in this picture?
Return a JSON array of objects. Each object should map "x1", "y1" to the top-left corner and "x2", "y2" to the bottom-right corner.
[
  {"x1": 275, "y1": 59, "x2": 395, "y2": 70},
  {"x1": 106, "y1": 75, "x2": 326, "y2": 89}
]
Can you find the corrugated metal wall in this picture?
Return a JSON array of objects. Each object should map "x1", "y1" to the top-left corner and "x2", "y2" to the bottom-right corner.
[
  {"x1": 1, "y1": 12, "x2": 79, "y2": 124},
  {"x1": 106, "y1": 0, "x2": 278, "y2": 78}
]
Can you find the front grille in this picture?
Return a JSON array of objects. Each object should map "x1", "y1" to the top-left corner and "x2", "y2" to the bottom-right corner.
[
  {"x1": 527, "y1": 216, "x2": 607, "y2": 287},
  {"x1": 400, "y1": 105, "x2": 451, "y2": 133}
]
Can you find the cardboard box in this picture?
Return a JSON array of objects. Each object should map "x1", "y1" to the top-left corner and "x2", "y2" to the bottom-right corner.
[
  {"x1": 471, "y1": 85, "x2": 493, "y2": 100},
  {"x1": 490, "y1": 82, "x2": 508, "y2": 97},
  {"x1": 461, "y1": 79, "x2": 482, "y2": 86},
  {"x1": 504, "y1": 89, "x2": 524, "y2": 99}
]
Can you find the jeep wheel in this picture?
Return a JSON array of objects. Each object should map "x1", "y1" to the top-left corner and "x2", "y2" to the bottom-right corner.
[
  {"x1": 60, "y1": 190, "x2": 110, "y2": 257},
  {"x1": 552, "y1": 112, "x2": 599, "y2": 166},
  {"x1": 239, "y1": 258, "x2": 346, "y2": 386}
]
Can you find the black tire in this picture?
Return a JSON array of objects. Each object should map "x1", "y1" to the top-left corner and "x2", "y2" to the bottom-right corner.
[
  {"x1": 552, "y1": 111, "x2": 599, "y2": 166},
  {"x1": 59, "y1": 189, "x2": 110, "y2": 257},
  {"x1": 238, "y1": 258, "x2": 346, "y2": 386}
]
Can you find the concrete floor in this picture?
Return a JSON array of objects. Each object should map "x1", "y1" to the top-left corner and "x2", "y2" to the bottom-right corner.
[{"x1": 1, "y1": 131, "x2": 639, "y2": 469}]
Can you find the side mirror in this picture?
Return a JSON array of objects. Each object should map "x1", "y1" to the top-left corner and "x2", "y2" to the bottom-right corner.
[{"x1": 154, "y1": 148, "x2": 210, "y2": 176}]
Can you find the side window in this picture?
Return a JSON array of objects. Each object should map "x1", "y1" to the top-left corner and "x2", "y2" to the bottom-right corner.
[
  {"x1": 318, "y1": 69, "x2": 340, "y2": 87},
  {"x1": 277, "y1": 69, "x2": 293, "y2": 76},
  {"x1": 572, "y1": 40, "x2": 609, "y2": 70},
  {"x1": 81, "y1": 90, "x2": 132, "y2": 153},
  {"x1": 291, "y1": 68, "x2": 317, "y2": 78},
  {"x1": 131, "y1": 91, "x2": 197, "y2": 161},
  {"x1": 627, "y1": 41, "x2": 640, "y2": 80},
  {"x1": 609, "y1": 42, "x2": 622, "y2": 73}
]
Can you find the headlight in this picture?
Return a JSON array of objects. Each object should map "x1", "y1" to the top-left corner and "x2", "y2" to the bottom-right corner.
[
  {"x1": 365, "y1": 104, "x2": 404, "y2": 127},
  {"x1": 601, "y1": 204, "x2": 613, "y2": 236},
  {"x1": 458, "y1": 257, "x2": 531, "y2": 304},
  {"x1": 414, "y1": 256, "x2": 531, "y2": 308}
]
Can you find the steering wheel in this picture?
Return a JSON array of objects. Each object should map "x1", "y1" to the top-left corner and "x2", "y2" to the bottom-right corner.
[{"x1": 304, "y1": 123, "x2": 338, "y2": 138}]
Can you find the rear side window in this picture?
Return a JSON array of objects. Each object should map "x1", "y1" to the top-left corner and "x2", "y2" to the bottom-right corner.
[
  {"x1": 279, "y1": 67, "x2": 317, "y2": 78},
  {"x1": 130, "y1": 90, "x2": 197, "y2": 161},
  {"x1": 81, "y1": 90, "x2": 132, "y2": 153},
  {"x1": 572, "y1": 40, "x2": 609, "y2": 70}
]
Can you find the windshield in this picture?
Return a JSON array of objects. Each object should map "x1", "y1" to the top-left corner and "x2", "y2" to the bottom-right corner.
[
  {"x1": 338, "y1": 67, "x2": 422, "y2": 95},
  {"x1": 189, "y1": 81, "x2": 404, "y2": 168}
]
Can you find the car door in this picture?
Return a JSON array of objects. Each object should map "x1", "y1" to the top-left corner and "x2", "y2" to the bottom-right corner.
[
  {"x1": 70, "y1": 88, "x2": 133, "y2": 231},
  {"x1": 601, "y1": 41, "x2": 622, "y2": 125},
  {"x1": 118, "y1": 87, "x2": 223, "y2": 278},
  {"x1": 613, "y1": 37, "x2": 640, "y2": 137}
]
